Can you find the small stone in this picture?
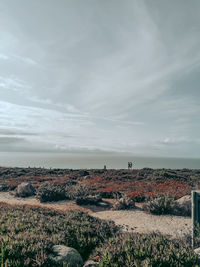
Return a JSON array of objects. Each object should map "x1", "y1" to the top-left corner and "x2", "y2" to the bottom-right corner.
[
  {"x1": 194, "y1": 247, "x2": 200, "y2": 257},
  {"x1": 83, "y1": 260, "x2": 99, "y2": 267}
]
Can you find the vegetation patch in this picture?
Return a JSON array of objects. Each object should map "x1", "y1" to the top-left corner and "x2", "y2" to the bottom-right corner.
[
  {"x1": 0, "y1": 204, "x2": 118, "y2": 266},
  {"x1": 144, "y1": 195, "x2": 175, "y2": 215},
  {"x1": 112, "y1": 196, "x2": 135, "y2": 210},
  {"x1": 144, "y1": 195, "x2": 191, "y2": 216},
  {"x1": 36, "y1": 183, "x2": 67, "y2": 202},
  {"x1": 94, "y1": 233, "x2": 200, "y2": 267},
  {"x1": 0, "y1": 167, "x2": 197, "y2": 202},
  {"x1": 36, "y1": 183, "x2": 91, "y2": 203}
]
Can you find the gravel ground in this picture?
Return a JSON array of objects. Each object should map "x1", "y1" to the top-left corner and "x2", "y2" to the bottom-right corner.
[
  {"x1": 0, "y1": 192, "x2": 91, "y2": 213},
  {"x1": 92, "y1": 209, "x2": 191, "y2": 238}
]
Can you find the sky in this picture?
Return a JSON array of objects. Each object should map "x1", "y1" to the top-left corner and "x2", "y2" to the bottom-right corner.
[{"x1": 0, "y1": 0, "x2": 200, "y2": 158}]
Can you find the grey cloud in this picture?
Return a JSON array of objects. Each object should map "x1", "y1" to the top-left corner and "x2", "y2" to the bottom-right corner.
[
  {"x1": 0, "y1": 137, "x2": 24, "y2": 144},
  {"x1": 0, "y1": 0, "x2": 199, "y2": 157},
  {"x1": 0, "y1": 129, "x2": 38, "y2": 136}
]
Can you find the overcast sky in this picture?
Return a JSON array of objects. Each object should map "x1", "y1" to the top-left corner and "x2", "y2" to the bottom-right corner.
[{"x1": 0, "y1": 0, "x2": 200, "y2": 158}]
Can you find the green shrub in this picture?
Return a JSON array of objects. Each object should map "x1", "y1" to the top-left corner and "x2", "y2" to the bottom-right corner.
[
  {"x1": 112, "y1": 197, "x2": 135, "y2": 210},
  {"x1": 36, "y1": 184, "x2": 67, "y2": 202},
  {"x1": 36, "y1": 183, "x2": 91, "y2": 203},
  {"x1": 144, "y1": 195, "x2": 175, "y2": 215},
  {"x1": 0, "y1": 184, "x2": 9, "y2": 192},
  {"x1": 94, "y1": 233, "x2": 200, "y2": 267},
  {"x1": 144, "y1": 195, "x2": 191, "y2": 217},
  {"x1": 0, "y1": 205, "x2": 118, "y2": 266},
  {"x1": 65, "y1": 184, "x2": 90, "y2": 200},
  {"x1": 76, "y1": 195, "x2": 102, "y2": 205}
]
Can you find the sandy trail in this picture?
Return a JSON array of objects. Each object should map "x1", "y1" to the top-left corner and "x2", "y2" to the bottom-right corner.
[
  {"x1": 0, "y1": 192, "x2": 92, "y2": 213},
  {"x1": 0, "y1": 192, "x2": 191, "y2": 238},
  {"x1": 93, "y1": 210, "x2": 191, "y2": 238}
]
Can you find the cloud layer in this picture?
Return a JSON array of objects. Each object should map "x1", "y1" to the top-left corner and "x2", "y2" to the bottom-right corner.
[{"x1": 0, "y1": 0, "x2": 200, "y2": 157}]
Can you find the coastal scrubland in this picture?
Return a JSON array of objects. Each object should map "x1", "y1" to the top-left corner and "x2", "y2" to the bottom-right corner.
[
  {"x1": 0, "y1": 203, "x2": 199, "y2": 267},
  {"x1": 0, "y1": 167, "x2": 198, "y2": 200},
  {"x1": 0, "y1": 167, "x2": 200, "y2": 266}
]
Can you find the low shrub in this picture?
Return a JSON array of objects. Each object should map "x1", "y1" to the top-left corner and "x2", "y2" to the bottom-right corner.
[
  {"x1": 98, "y1": 191, "x2": 117, "y2": 198},
  {"x1": 0, "y1": 184, "x2": 9, "y2": 192},
  {"x1": 76, "y1": 195, "x2": 102, "y2": 205},
  {"x1": 126, "y1": 191, "x2": 146, "y2": 202},
  {"x1": 144, "y1": 195, "x2": 175, "y2": 215},
  {"x1": 0, "y1": 204, "x2": 118, "y2": 266},
  {"x1": 144, "y1": 195, "x2": 191, "y2": 217},
  {"x1": 36, "y1": 183, "x2": 67, "y2": 202},
  {"x1": 112, "y1": 197, "x2": 135, "y2": 210},
  {"x1": 36, "y1": 183, "x2": 91, "y2": 203},
  {"x1": 65, "y1": 184, "x2": 91, "y2": 200},
  {"x1": 94, "y1": 233, "x2": 200, "y2": 266}
]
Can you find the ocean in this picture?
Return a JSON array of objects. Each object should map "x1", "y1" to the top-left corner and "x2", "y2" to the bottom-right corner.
[{"x1": 0, "y1": 152, "x2": 199, "y2": 169}]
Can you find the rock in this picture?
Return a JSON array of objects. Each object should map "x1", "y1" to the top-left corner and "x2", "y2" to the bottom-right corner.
[
  {"x1": 194, "y1": 247, "x2": 200, "y2": 257},
  {"x1": 174, "y1": 195, "x2": 191, "y2": 216},
  {"x1": 176, "y1": 195, "x2": 191, "y2": 206},
  {"x1": 16, "y1": 182, "x2": 35, "y2": 197},
  {"x1": 50, "y1": 245, "x2": 83, "y2": 267},
  {"x1": 175, "y1": 195, "x2": 191, "y2": 211},
  {"x1": 97, "y1": 201, "x2": 111, "y2": 208},
  {"x1": 83, "y1": 260, "x2": 99, "y2": 267}
]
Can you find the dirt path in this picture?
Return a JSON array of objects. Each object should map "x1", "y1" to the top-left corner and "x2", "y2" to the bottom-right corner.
[
  {"x1": 0, "y1": 192, "x2": 191, "y2": 238},
  {"x1": 0, "y1": 192, "x2": 93, "y2": 213},
  {"x1": 92, "y1": 210, "x2": 191, "y2": 238}
]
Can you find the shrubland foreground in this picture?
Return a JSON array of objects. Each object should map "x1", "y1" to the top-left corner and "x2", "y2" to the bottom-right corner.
[
  {"x1": 0, "y1": 204, "x2": 199, "y2": 267},
  {"x1": 0, "y1": 167, "x2": 200, "y2": 266},
  {"x1": 0, "y1": 204, "x2": 117, "y2": 266}
]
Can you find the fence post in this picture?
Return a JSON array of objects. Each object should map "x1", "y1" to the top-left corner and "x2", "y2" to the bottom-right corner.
[{"x1": 192, "y1": 190, "x2": 200, "y2": 248}]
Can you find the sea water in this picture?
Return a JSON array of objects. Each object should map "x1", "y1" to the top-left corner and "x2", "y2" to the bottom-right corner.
[{"x1": 0, "y1": 152, "x2": 199, "y2": 169}]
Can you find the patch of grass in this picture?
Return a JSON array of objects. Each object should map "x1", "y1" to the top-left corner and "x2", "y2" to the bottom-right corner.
[
  {"x1": 36, "y1": 183, "x2": 67, "y2": 202},
  {"x1": 94, "y1": 233, "x2": 200, "y2": 267},
  {"x1": 36, "y1": 183, "x2": 91, "y2": 203},
  {"x1": 144, "y1": 195, "x2": 191, "y2": 217},
  {"x1": 144, "y1": 195, "x2": 175, "y2": 215},
  {"x1": 0, "y1": 204, "x2": 118, "y2": 266},
  {"x1": 112, "y1": 196, "x2": 135, "y2": 210}
]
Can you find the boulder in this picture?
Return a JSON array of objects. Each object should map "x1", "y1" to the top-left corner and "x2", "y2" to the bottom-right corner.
[
  {"x1": 50, "y1": 245, "x2": 83, "y2": 267},
  {"x1": 83, "y1": 260, "x2": 99, "y2": 267},
  {"x1": 194, "y1": 247, "x2": 200, "y2": 258},
  {"x1": 176, "y1": 195, "x2": 191, "y2": 206},
  {"x1": 16, "y1": 182, "x2": 35, "y2": 197},
  {"x1": 174, "y1": 195, "x2": 191, "y2": 216}
]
